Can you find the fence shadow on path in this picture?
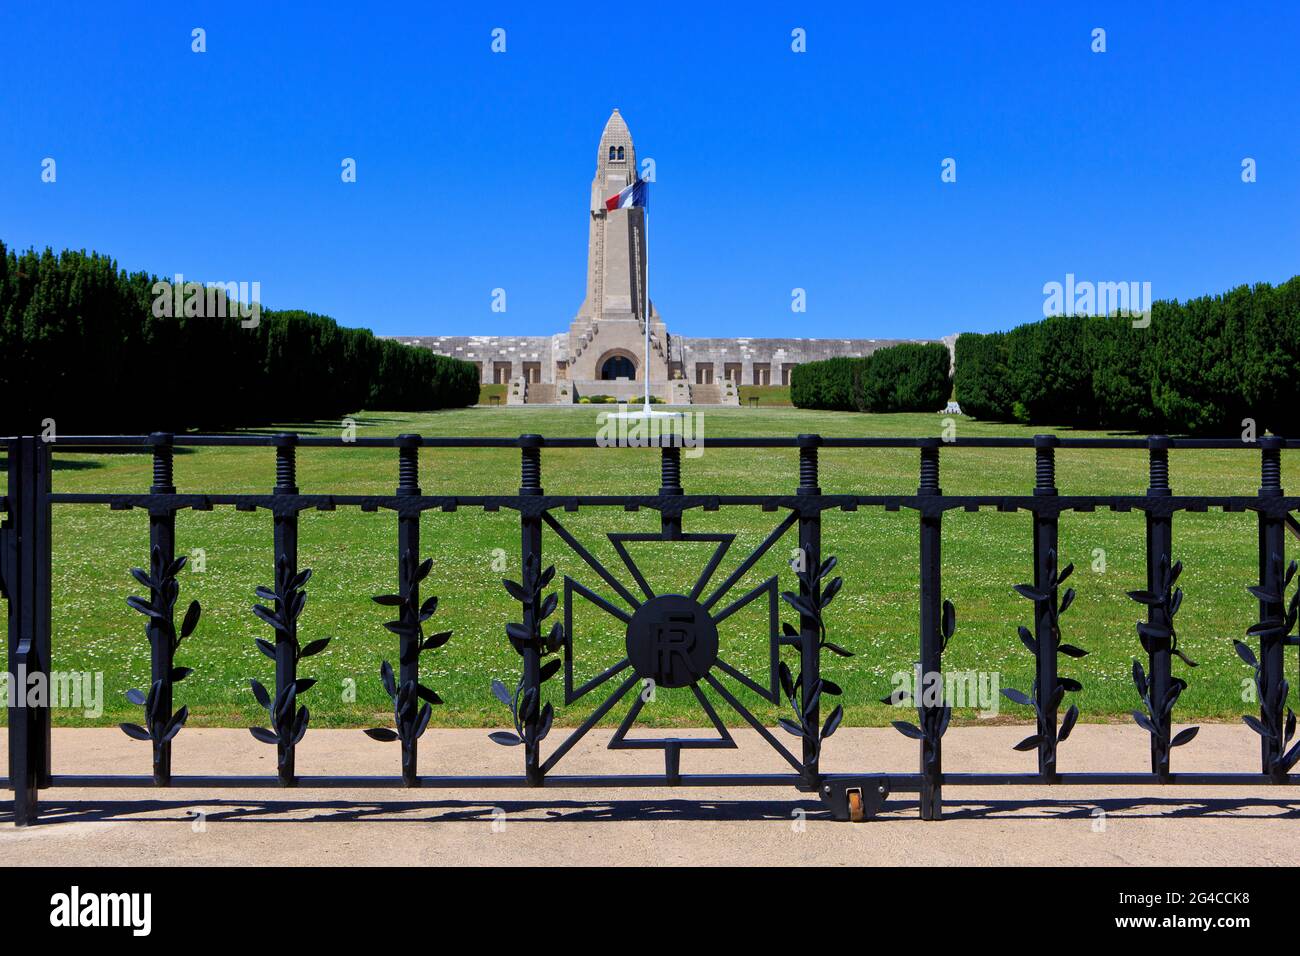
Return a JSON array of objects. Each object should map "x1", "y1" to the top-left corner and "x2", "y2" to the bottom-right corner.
[
  {"x1": 9, "y1": 793, "x2": 1300, "y2": 827},
  {"x1": 6, "y1": 796, "x2": 820, "y2": 825}
]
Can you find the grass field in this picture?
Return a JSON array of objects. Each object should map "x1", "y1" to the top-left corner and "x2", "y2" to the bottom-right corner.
[
  {"x1": 5, "y1": 405, "x2": 1294, "y2": 733},
  {"x1": 737, "y1": 384, "x2": 792, "y2": 406},
  {"x1": 476, "y1": 383, "x2": 506, "y2": 405}
]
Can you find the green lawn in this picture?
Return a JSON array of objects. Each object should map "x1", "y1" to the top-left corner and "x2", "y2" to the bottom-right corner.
[
  {"x1": 6, "y1": 406, "x2": 1294, "y2": 734},
  {"x1": 738, "y1": 384, "x2": 792, "y2": 406}
]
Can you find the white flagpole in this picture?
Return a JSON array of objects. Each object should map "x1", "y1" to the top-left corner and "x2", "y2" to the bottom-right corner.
[
  {"x1": 642, "y1": 200, "x2": 651, "y2": 413},
  {"x1": 611, "y1": 179, "x2": 674, "y2": 423}
]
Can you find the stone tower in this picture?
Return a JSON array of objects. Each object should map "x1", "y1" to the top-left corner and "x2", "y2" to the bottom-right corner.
[{"x1": 566, "y1": 109, "x2": 669, "y2": 384}]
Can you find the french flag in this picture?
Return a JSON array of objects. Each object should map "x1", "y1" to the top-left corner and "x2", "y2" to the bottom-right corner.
[{"x1": 605, "y1": 177, "x2": 649, "y2": 212}]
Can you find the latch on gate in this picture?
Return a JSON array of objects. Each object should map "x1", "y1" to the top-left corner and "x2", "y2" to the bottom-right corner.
[{"x1": 821, "y1": 776, "x2": 890, "y2": 822}]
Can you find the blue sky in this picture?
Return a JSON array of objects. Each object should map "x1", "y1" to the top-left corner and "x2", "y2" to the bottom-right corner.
[{"x1": 1, "y1": 1, "x2": 1296, "y2": 339}]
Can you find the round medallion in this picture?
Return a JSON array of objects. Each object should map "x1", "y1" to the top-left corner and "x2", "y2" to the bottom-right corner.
[{"x1": 625, "y1": 594, "x2": 719, "y2": 689}]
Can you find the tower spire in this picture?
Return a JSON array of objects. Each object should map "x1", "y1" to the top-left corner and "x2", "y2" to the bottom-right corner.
[
  {"x1": 570, "y1": 110, "x2": 668, "y2": 393},
  {"x1": 596, "y1": 108, "x2": 635, "y2": 177}
]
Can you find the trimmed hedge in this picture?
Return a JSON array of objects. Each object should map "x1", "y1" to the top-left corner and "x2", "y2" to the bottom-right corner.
[
  {"x1": 854, "y1": 342, "x2": 951, "y2": 413},
  {"x1": 954, "y1": 276, "x2": 1300, "y2": 435},
  {"x1": 792, "y1": 343, "x2": 951, "y2": 413},
  {"x1": 1084, "y1": 314, "x2": 1158, "y2": 431},
  {"x1": 952, "y1": 332, "x2": 1012, "y2": 420},
  {"x1": 1006, "y1": 314, "x2": 1093, "y2": 426},
  {"x1": 790, "y1": 356, "x2": 859, "y2": 411},
  {"x1": 0, "y1": 243, "x2": 479, "y2": 434}
]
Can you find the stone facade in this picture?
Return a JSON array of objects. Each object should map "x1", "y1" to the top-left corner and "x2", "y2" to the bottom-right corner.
[
  {"x1": 387, "y1": 110, "x2": 952, "y2": 404},
  {"x1": 674, "y1": 336, "x2": 921, "y2": 387},
  {"x1": 391, "y1": 334, "x2": 557, "y2": 387}
]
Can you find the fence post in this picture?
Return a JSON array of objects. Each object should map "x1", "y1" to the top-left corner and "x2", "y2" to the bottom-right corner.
[
  {"x1": 796, "y1": 434, "x2": 822, "y2": 786},
  {"x1": 147, "y1": 432, "x2": 177, "y2": 785},
  {"x1": 659, "y1": 445, "x2": 682, "y2": 539},
  {"x1": 519, "y1": 434, "x2": 544, "y2": 786},
  {"x1": 2, "y1": 438, "x2": 23, "y2": 824},
  {"x1": 1257, "y1": 436, "x2": 1285, "y2": 777},
  {"x1": 395, "y1": 433, "x2": 422, "y2": 786},
  {"x1": 1033, "y1": 435, "x2": 1060, "y2": 780},
  {"x1": 917, "y1": 438, "x2": 943, "y2": 819},
  {"x1": 272, "y1": 433, "x2": 299, "y2": 785},
  {"x1": 6, "y1": 437, "x2": 52, "y2": 826},
  {"x1": 1145, "y1": 435, "x2": 1173, "y2": 779}
]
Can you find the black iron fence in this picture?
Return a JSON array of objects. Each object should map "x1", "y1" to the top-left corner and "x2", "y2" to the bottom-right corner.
[{"x1": 3, "y1": 431, "x2": 1299, "y2": 825}]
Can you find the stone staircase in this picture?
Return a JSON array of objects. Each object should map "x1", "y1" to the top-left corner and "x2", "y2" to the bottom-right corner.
[
  {"x1": 689, "y1": 383, "x2": 721, "y2": 404},
  {"x1": 505, "y1": 378, "x2": 738, "y2": 405},
  {"x1": 685, "y1": 381, "x2": 741, "y2": 405},
  {"x1": 507, "y1": 380, "x2": 575, "y2": 405},
  {"x1": 667, "y1": 380, "x2": 692, "y2": 404},
  {"x1": 525, "y1": 383, "x2": 556, "y2": 404}
]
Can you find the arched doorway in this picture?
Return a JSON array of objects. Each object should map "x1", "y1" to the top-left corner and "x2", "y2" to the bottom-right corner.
[{"x1": 600, "y1": 354, "x2": 637, "y2": 380}]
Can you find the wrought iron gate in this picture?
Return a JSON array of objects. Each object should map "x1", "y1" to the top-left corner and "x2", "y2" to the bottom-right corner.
[{"x1": 3, "y1": 431, "x2": 1299, "y2": 825}]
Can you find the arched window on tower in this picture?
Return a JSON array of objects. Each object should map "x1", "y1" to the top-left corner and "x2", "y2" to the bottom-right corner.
[
  {"x1": 617, "y1": 146, "x2": 624, "y2": 160},
  {"x1": 609, "y1": 146, "x2": 616, "y2": 161}
]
